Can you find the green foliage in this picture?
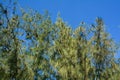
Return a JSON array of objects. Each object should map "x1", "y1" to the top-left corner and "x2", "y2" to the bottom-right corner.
[{"x1": 0, "y1": 1, "x2": 119, "y2": 80}]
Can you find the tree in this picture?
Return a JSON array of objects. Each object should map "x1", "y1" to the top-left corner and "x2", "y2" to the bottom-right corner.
[
  {"x1": 49, "y1": 17, "x2": 78, "y2": 79},
  {"x1": 74, "y1": 23, "x2": 93, "y2": 80},
  {"x1": 91, "y1": 18, "x2": 118, "y2": 80}
]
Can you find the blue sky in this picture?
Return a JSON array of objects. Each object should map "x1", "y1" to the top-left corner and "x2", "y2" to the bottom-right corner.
[{"x1": 19, "y1": 0, "x2": 120, "y2": 58}]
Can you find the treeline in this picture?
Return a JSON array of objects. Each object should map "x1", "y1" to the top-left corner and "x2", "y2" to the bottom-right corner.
[{"x1": 0, "y1": 0, "x2": 120, "y2": 80}]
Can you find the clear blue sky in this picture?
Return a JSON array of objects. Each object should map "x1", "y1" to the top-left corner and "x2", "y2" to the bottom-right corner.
[{"x1": 19, "y1": 0, "x2": 120, "y2": 58}]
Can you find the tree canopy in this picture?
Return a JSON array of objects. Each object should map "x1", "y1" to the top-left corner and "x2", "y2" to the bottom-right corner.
[{"x1": 0, "y1": 0, "x2": 120, "y2": 80}]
